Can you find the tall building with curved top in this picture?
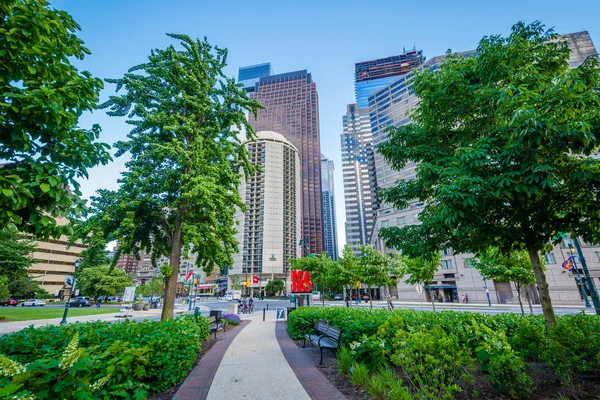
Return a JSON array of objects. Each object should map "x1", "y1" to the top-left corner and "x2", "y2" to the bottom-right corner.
[{"x1": 231, "y1": 131, "x2": 301, "y2": 295}]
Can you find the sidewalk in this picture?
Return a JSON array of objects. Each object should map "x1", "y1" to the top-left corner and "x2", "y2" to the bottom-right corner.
[
  {"x1": 0, "y1": 305, "x2": 202, "y2": 335},
  {"x1": 205, "y1": 312, "x2": 310, "y2": 400}
]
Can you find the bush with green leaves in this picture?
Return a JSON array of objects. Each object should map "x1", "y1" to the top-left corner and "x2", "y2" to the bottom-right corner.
[{"x1": 0, "y1": 316, "x2": 209, "y2": 398}]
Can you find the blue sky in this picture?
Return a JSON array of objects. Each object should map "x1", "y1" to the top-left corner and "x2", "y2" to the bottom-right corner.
[{"x1": 54, "y1": 0, "x2": 600, "y2": 251}]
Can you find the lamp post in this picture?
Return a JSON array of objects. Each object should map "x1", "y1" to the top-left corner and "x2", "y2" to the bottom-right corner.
[
  {"x1": 569, "y1": 246, "x2": 591, "y2": 308},
  {"x1": 483, "y1": 280, "x2": 492, "y2": 307},
  {"x1": 60, "y1": 259, "x2": 81, "y2": 325}
]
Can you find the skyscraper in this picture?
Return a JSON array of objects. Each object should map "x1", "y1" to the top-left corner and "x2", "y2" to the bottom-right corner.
[
  {"x1": 341, "y1": 104, "x2": 378, "y2": 252},
  {"x1": 354, "y1": 49, "x2": 424, "y2": 108},
  {"x1": 231, "y1": 131, "x2": 301, "y2": 295},
  {"x1": 238, "y1": 62, "x2": 273, "y2": 93},
  {"x1": 246, "y1": 69, "x2": 323, "y2": 256},
  {"x1": 321, "y1": 154, "x2": 338, "y2": 260}
]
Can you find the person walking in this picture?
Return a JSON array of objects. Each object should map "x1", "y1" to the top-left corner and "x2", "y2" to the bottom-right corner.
[
  {"x1": 248, "y1": 297, "x2": 254, "y2": 313},
  {"x1": 96, "y1": 298, "x2": 102, "y2": 308},
  {"x1": 461, "y1": 294, "x2": 466, "y2": 303},
  {"x1": 465, "y1": 293, "x2": 470, "y2": 304}
]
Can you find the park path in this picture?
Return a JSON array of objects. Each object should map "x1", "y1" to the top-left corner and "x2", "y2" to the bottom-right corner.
[{"x1": 205, "y1": 313, "x2": 310, "y2": 400}]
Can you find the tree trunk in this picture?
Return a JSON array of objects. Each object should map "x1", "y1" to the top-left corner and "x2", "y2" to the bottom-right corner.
[
  {"x1": 526, "y1": 244, "x2": 556, "y2": 328},
  {"x1": 385, "y1": 286, "x2": 394, "y2": 310},
  {"x1": 368, "y1": 285, "x2": 373, "y2": 309},
  {"x1": 429, "y1": 288, "x2": 436, "y2": 312},
  {"x1": 525, "y1": 286, "x2": 534, "y2": 314},
  {"x1": 161, "y1": 218, "x2": 183, "y2": 321},
  {"x1": 349, "y1": 286, "x2": 353, "y2": 308},
  {"x1": 515, "y1": 282, "x2": 525, "y2": 317}
]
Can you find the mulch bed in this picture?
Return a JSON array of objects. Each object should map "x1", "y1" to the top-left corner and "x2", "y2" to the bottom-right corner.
[
  {"x1": 293, "y1": 338, "x2": 600, "y2": 400},
  {"x1": 148, "y1": 335, "x2": 219, "y2": 400}
]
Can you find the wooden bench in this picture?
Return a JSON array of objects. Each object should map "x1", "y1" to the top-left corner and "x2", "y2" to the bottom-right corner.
[
  {"x1": 208, "y1": 316, "x2": 224, "y2": 339},
  {"x1": 303, "y1": 319, "x2": 342, "y2": 364}
]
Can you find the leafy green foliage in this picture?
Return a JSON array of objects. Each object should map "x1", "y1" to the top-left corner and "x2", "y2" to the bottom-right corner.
[
  {"x1": 349, "y1": 362, "x2": 370, "y2": 387},
  {"x1": 83, "y1": 34, "x2": 262, "y2": 321},
  {"x1": 8, "y1": 277, "x2": 46, "y2": 299},
  {"x1": 0, "y1": 224, "x2": 36, "y2": 281},
  {"x1": 379, "y1": 21, "x2": 600, "y2": 328},
  {"x1": 356, "y1": 245, "x2": 403, "y2": 308},
  {"x1": 0, "y1": 0, "x2": 111, "y2": 238},
  {"x1": 0, "y1": 316, "x2": 209, "y2": 398},
  {"x1": 335, "y1": 346, "x2": 353, "y2": 375},
  {"x1": 288, "y1": 307, "x2": 600, "y2": 398},
  {"x1": 77, "y1": 239, "x2": 111, "y2": 272},
  {"x1": 0, "y1": 276, "x2": 9, "y2": 300},
  {"x1": 264, "y1": 279, "x2": 284, "y2": 296},
  {"x1": 77, "y1": 266, "x2": 132, "y2": 298},
  {"x1": 148, "y1": 276, "x2": 164, "y2": 297}
]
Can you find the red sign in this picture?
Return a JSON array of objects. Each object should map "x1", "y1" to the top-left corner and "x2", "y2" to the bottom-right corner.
[
  {"x1": 291, "y1": 270, "x2": 313, "y2": 293},
  {"x1": 252, "y1": 275, "x2": 259, "y2": 284}
]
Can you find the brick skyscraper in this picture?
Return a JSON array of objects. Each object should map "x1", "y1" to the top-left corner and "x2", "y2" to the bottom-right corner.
[{"x1": 246, "y1": 69, "x2": 323, "y2": 255}]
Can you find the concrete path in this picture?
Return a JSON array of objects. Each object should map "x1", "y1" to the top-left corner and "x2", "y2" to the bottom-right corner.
[{"x1": 206, "y1": 313, "x2": 310, "y2": 400}]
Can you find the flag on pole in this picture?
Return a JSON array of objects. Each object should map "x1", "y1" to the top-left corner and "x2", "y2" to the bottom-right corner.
[
  {"x1": 186, "y1": 271, "x2": 193, "y2": 281},
  {"x1": 252, "y1": 275, "x2": 259, "y2": 284},
  {"x1": 562, "y1": 256, "x2": 575, "y2": 271}
]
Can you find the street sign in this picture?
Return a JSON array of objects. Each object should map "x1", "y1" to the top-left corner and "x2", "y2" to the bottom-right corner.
[
  {"x1": 276, "y1": 307, "x2": 285, "y2": 320},
  {"x1": 123, "y1": 287, "x2": 136, "y2": 302}
]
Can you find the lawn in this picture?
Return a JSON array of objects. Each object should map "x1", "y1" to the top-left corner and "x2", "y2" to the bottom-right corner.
[{"x1": 0, "y1": 307, "x2": 118, "y2": 322}]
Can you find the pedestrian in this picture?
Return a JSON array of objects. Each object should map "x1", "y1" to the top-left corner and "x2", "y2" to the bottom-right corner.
[
  {"x1": 465, "y1": 293, "x2": 469, "y2": 304},
  {"x1": 248, "y1": 297, "x2": 254, "y2": 313},
  {"x1": 96, "y1": 298, "x2": 102, "y2": 308},
  {"x1": 461, "y1": 294, "x2": 465, "y2": 303}
]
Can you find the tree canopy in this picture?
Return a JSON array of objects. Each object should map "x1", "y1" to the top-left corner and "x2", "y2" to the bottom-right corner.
[
  {"x1": 77, "y1": 266, "x2": 132, "y2": 299},
  {"x1": 0, "y1": 0, "x2": 111, "y2": 238},
  {"x1": 83, "y1": 34, "x2": 262, "y2": 320},
  {"x1": 379, "y1": 21, "x2": 600, "y2": 328},
  {"x1": 399, "y1": 253, "x2": 442, "y2": 311},
  {"x1": 0, "y1": 224, "x2": 36, "y2": 282}
]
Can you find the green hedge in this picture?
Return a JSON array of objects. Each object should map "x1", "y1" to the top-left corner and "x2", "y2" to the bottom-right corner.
[
  {"x1": 289, "y1": 307, "x2": 600, "y2": 399},
  {"x1": 0, "y1": 315, "x2": 210, "y2": 399}
]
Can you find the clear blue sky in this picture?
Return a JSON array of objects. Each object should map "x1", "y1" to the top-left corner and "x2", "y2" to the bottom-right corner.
[{"x1": 54, "y1": 0, "x2": 600, "y2": 251}]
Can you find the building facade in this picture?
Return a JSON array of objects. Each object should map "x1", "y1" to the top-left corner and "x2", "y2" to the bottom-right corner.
[
  {"x1": 231, "y1": 131, "x2": 301, "y2": 295},
  {"x1": 341, "y1": 104, "x2": 379, "y2": 253},
  {"x1": 368, "y1": 32, "x2": 600, "y2": 305},
  {"x1": 354, "y1": 49, "x2": 424, "y2": 108},
  {"x1": 238, "y1": 62, "x2": 273, "y2": 93},
  {"x1": 116, "y1": 253, "x2": 139, "y2": 274},
  {"x1": 321, "y1": 154, "x2": 338, "y2": 260},
  {"x1": 28, "y1": 217, "x2": 87, "y2": 299},
  {"x1": 246, "y1": 69, "x2": 323, "y2": 256}
]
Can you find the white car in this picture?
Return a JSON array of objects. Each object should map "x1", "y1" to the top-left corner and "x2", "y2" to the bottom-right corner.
[{"x1": 21, "y1": 299, "x2": 46, "y2": 307}]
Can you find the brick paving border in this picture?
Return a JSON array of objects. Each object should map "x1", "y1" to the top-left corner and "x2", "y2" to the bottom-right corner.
[
  {"x1": 275, "y1": 321, "x2": 346, "y2": 400},
  {"x1": 174, "y1": 320, "x2": 251, "y2": 400}
]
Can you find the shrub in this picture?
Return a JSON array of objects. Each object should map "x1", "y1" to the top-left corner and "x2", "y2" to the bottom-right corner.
[
  {"x1": 336, "y1": 346, "x2": 353, "y2": 375},
  {"x1": 0, "y1": 316, "x2": 207, "y2": 398},
  {"x1": 487, "y1": 353, "x2": 533, "y2": 399},
  {"x1": 349, "y1": 362, "x2": 370, "y2": 387},
  {"x1": 391, "y1": 326, "x2": 475, "y2": 400},
  {"x1": 367, "y1": 367, "x2": 409, "y2": 400},
  {"x1": 222, "y1": 313, "x2": 241, "y2": 326}
]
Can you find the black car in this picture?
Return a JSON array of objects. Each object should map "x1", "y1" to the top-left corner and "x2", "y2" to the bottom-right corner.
[{"x1": 69, "y1": 297, "x2": 92, "y2": 307}]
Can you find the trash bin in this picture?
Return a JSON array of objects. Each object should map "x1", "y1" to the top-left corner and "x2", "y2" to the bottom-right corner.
[
  {"x1": 210, "y1": 310, "x2": 222, "y2": 320},
  {"x1": 151, "y1": 300, "x2": 158, "y2": 309},
  {"x1": 286, "y1": 307, "x2": 296, "y2": 321}
]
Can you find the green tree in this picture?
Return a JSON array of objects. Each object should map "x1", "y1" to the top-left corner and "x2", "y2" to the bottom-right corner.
[
  {"x1": 0, "y1": 276, "x2": 9, "y2": 300},
  {"x1": 82, "y1": 35, "x2": 262, "y2": 320},
  {"x1": 379, "y1": 22, "x2": 600, "y2": 328},
  {"x1": 334, "y1": 245, "x2": 361, "y2": 307},
  {"x1": 0, "y1": 0, "x2": 111, "y2": 238},
  {"x1": 8, "y1": 277, "x2": 46, "y2": 299},
  {"x1": 148, "y1": 276, "x2": 164, "y2": 298},
  {"x1": 0, "y1": 224, "x2": 36, "y2": 281},
  {"x1": 230, "y1": 275, "x2": 241, "y2": 291},
  {"x1": 77, "y1": 240, "x2": 111, "y2": 271},
  {"x1": 472, "y1": 248, "x2": 538, "y2": 316},
  {"x1": 399, "y1": 253, "x2": 442, "y2": 311},
  {"x1": 357, "y1": 245, "x2": 403, "y2": 310},
  {"x1": 137, "y1": 282, "x2": 149, "y2": 298},
  {"x1": 264, "y1": 279, "x2": 284, "y2": 296},
  {"x1": 291, "y1": 252, "x2": 336, "y2": 306},
  {"x1": 77, "y1": 266, "x2": 132, "y2": 299}
]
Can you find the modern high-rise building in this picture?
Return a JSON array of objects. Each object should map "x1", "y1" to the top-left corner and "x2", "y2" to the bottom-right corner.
[
  {"x1": 231, "y1": 131, "x2": 301, "y2": 295},
  {"x1": 354, "y1": 49, "x2": 424, "y2": 108},
  {"x1": 368, "y1": 32, "x2": 600, "y2": 306},
  {"x1": 341, "y1": 104, "x2": 379, "y2": 253},
  {"x1": 321, "y1": 154, "x2": 338, "y2": 260},
  {"x1": 238, "y1": 62, "x2": 273, "y2": 93},
  {"x1": 246, "y1": 69, "x2": 323, "y2": 256}
]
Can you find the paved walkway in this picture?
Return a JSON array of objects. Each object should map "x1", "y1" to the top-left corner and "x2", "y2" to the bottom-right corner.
[{"x1": 206, "y1": 313, "x2": 310, "y2": 400}]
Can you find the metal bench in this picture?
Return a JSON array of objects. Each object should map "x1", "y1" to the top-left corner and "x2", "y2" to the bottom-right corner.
[
  {"x1": 208, "y1": 315, "x2": 224, "y2": 339},
  {"x1": 303, "y1": 319, "x2": 342, "y2": 364}
]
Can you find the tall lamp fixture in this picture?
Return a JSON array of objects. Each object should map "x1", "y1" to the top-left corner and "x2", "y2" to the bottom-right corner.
[
  {"x1": 569, "y1": 246, "x2": 592, "y2": 308},
  {"x1": 60, "y1": 259, "x2": 81, "y2": 325}
]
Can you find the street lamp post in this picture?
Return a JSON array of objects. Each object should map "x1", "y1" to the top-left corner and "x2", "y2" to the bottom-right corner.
[
  {"x1": 569, "y1": 247, "x2": 591, "y2": 308},
  {"x1": 483, "y1": 280, "x2": 492, "y2": 307},
  {"x1": 60, "y1": 259, "x2": 81, "y2": 325},
  {"x1": 571, "y1": 239, "x2": 600, "y2": 314}
]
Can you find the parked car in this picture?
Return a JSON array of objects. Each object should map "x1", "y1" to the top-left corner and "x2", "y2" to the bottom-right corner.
[
  {"x1": 0, "y1": 298, "x2": 18, "y2": 306},
  {"x1": 69, "y1": 297, "x2": 92, "y2": 307},
  {"x1": 21, "y1": 299, "x2": 46, "y2": 306},
  {"x1": 333, "y1": 293, "x2": 343, "y2": 301}
]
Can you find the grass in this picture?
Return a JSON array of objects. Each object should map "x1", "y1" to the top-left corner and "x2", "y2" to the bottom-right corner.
[{"x1": 0, "y1": 307, "x2": 118, "y2": 322}]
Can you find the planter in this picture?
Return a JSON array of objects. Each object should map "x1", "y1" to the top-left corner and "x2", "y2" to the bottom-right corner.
[
  {"x1": 132, "y1": 303, "x2": 144, "y2": 311},
  {"x1": 143, "y1": 305, "x2": 150, "y2": 311}
]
